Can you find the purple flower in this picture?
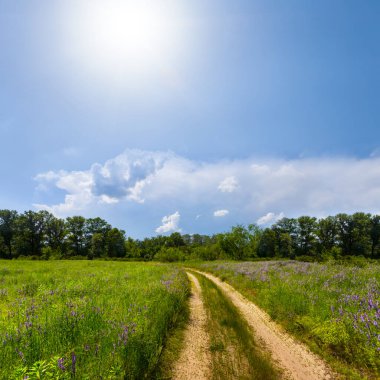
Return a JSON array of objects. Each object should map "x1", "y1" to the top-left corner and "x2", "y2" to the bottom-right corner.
[
  {"x1": 71, "y1": 352, "x2": 76, "y2": 374},
  {"x1": 17, "y1": 350, "x2": 24, "y2": 361},
  {"x1": 58, "y1": 357, "x2": 66, "y2": 371}
]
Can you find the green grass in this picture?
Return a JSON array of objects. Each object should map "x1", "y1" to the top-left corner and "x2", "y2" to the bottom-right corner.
[
  {"x1": 188, "y1": 260, "x2": 380, "y2": 379},
  {"x1": 191, "y1": 271, "x2": 280, "y2": 380},
  {"x1": 153, "y1": 297, "x2": 190, "y2": 379},
  {"x1": 0, "y1": 260, "x2": 189, "y2": 379}
]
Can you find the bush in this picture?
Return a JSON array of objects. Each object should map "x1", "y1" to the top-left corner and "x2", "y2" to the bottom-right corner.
[
  {"x1": 190, "y1": 245, "x2": 221, "y2": 261},
  {"x1": 154, "y1": 247, "x2": 187, "y2": 262}
]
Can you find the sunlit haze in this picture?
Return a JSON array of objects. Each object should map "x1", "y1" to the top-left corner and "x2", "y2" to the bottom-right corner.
[{"x1": 56, "y1": 0, "x2": 188, "y2": 87}]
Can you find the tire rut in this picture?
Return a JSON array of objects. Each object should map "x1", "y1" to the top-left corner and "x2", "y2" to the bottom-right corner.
[{"x1": 172, "y1": 272, "x2": 211, "y2": 380}]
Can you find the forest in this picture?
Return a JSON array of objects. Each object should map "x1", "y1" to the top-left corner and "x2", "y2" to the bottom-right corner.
[{"x1": 0, "y1": 209, "x2": 379, "y2": 261}]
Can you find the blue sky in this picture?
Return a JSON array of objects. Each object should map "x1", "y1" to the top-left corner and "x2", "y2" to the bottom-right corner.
[{"x1": 1, "y1": 1, "x2": 379, "y2": 237}]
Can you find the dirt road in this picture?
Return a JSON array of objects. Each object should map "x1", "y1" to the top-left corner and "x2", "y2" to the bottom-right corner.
[
  {"x1": 172, "y1": 272, "x2": 211, "y2": 380},
  {"x1": 189, "y1": 269, "x2": 335, "y2": 380}
]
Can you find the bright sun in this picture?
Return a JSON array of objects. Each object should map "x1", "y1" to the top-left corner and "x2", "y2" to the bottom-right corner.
[{"x1": 58, "y1": 0, "x2": 185, "y2": 84}]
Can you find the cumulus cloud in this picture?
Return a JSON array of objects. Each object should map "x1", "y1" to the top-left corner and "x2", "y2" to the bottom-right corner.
[
  {"x1": 34, "y1": 149, "x2": 171, "y2": 215},
  {"x1": 218, "y1": 176, "x2": 238, "y2": 193},
  {"x1": 34, "y1": 149, "x2": 380, "y2": 229},
  {"x1": 257, "y1": 212, "x2": 285, "y2": 226},
  {"x1": 214, "y1": 209, "x2": 229, "y2": 217},
  {"x1": 91, "y1": 149, "x2": 169, "y2": 201},
  {"x1": 156, "y1": 211, "x2": 181, "y2": 234}
]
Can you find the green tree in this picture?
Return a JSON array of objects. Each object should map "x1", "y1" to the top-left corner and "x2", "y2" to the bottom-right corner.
[
  {"x1": 166, "y1": 232, "x2": 185, "y2": 248},
  {"x1": 86, "y1": 217, "x2": 111, "y2": 257},
  {"x1": 296, "y1": 216, "x2": 317, "y2": 256},
  {"x1": 336, "y1": 214, "x2": 355, "y2": 256},
  {"x1": 0, "y1": 209, "x2": 18, "y2": 258},
  {"x1": 125, "y1": 237, "x2": 141, "y2": 258},
  {"x1": 336, "y1": 213, "x2": 372, "y2": 257},
  {"x1": 45, "y1": 215, "x2": 67, "y2": 252},
  {"x1": 218, "y1": 225, "x2": 251, "y2": 260},
  {"x1": 106, "y1": 228, "x2": 126, "y2": 257},
  {"x1": 89, "y1": 232, "x2": 104, "y2": 259},
  {"x1": 316, "y1": 216, "x2": 337, "y2": 254},
  {"x1": 257, "y1": 228, "x2": 276, "y2": 258},
  {"x1": 278, "y1": 233, "x2": 294, "y2": 258},
  {"x1": 351, "y1": 212, "x2": 372, "y2": 257},
  {"x1": 370, "y1": 215, "x2": 380, "y2": 258},
  {"x1": 66, "y1": 216, "x2": 87, "y2": 256},
  {"x1": 14, "y1": 210, "x2": 50, "y2": 257},
  {"x1": 272, "y1": 218, "x2": 297, "y2": 258},
  {"x1": 86, "y1": 217, "x2": 111, "y2": 235},
  {"x1": 139, "y1": 236, "x2": 168, "y2": 260},
  {"x1": 247, "y1": 224, "x2": 262, "y2": 257}
]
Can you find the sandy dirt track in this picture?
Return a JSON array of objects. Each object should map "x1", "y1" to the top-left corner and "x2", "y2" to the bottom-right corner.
[
  {"x1": 172, "y1": 272, "x2": 211, "y2": 380},
  {"x1": 191, "y1": 269, "x2": 335, "y2": 380}
]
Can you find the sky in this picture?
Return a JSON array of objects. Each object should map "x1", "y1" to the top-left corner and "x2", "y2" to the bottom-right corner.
[{"x1": 0, "y1": 0, "x2": 379, "y2": 238}]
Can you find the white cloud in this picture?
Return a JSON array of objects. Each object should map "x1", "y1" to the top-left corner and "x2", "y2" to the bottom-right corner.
[
  {"x1": 34, "y1": 149, "x2": 380, "y2": 228},
  {"x1": 99, "y1": 195, "x2": 119, "y2": 204},
  {"x1": 257, "y1": 212, "x2": 285, "y2": 226},
  {"x1": 214, "y1": 209, "x2": 229, "y2": 217},
  {"x1": 156, "y1": 211, "x2": 181, "y2": 234},
  {"x1": 33, "y1": 149, "x2": 170, "y2": 216},
  {"x1": 218, "y1": 176, "x2": 238, "y2": 193}
]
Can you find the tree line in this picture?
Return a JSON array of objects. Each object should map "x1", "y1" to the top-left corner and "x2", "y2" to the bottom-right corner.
[{"x1": 0, "y1": 209, "x2": 379, "y2": 261}]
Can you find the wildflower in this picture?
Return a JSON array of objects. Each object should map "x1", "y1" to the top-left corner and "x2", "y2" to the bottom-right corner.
[
  {"x1": 24, "y1": 321, "x2": 32, "y2": 329},
  {"x1": 58, "y1": 357, "x2": 66, "y2": 371},
  {"x1": 71, "y1": 352, "x2": 76, "y2": 375},
  {"x1": 17, "y1": 350, "x2": 24, "y2": 361}
]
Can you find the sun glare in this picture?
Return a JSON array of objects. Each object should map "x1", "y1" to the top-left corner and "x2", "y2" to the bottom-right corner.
[{"x1": 58, "y1": 0, "x2": 185, "y2": 85}]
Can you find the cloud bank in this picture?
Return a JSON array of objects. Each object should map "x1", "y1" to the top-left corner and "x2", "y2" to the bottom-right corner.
[{"x1": 34, "y1": 149, "x2": 380, "y2": 235}]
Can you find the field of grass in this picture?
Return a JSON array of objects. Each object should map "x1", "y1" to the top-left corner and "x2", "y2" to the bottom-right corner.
[
  {"x1": 0, "y1": 261, "x2": 189, "y2": 379},
  {"x1": 190, "y1": 260, "x2": 380, "y2": 379}
]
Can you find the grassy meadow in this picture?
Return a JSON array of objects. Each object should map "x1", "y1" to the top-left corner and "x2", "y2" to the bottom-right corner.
[
  {"x1": 191, "y1": 260, "x2": 380, "y2": 379},
  {"x1": 0, "y1": 261, "x2": 189, "y2": 379}
]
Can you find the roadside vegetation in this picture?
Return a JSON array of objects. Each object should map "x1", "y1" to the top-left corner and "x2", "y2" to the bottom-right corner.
[
  {"x1": 191, "y1": 271, "x2": 280, "y2": 380},
  {"x1": 190, "y1": 260, "x2": 380, "y2": 379},
  {"x1": 153, "y1": 297, "x2": 190, "y2": 379},
  {"x1": 0, "y1": 261, "x2": 189, "y2": 379}
]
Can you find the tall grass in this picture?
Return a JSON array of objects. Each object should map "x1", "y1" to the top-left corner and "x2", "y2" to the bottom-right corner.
[
  {"x1": 192, "y1": 260, "x2": 380, "y2": 379},
  {"x1": 0, "y1": 261, "x2": 189, "y2": 379}
]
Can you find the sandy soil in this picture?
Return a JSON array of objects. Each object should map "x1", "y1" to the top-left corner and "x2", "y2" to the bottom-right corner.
[
  {"x1": 172, "y1": 272, "x2": 212, "y2": 380},
  {"x1": 192, "y1": 269, "x2": 336, "y2": 380}
]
